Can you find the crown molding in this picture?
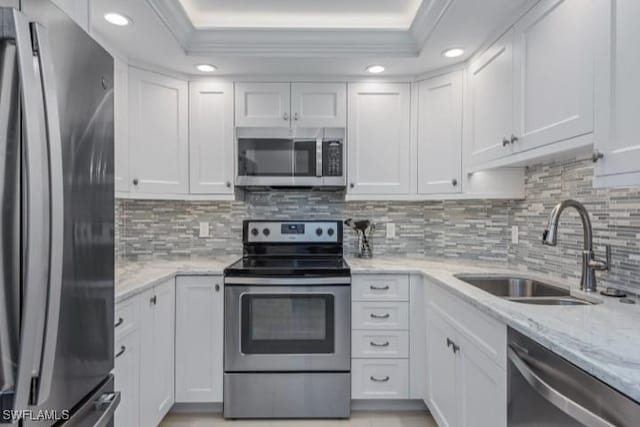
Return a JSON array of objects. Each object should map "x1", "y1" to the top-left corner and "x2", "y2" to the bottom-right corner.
[{"x1": 145, "y1": 0, "x2": 455, "y2": 58}]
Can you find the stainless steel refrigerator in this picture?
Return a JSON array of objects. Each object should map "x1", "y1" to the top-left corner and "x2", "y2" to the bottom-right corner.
[{"x1": 0, "y1": 0, "x2": 116, "y2": 425}]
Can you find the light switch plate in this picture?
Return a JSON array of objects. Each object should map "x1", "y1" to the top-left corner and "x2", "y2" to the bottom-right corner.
[
  {"x1": 199, "y1": 221, "x2": 210, "y2": 238},
  {"x1": 386, "y1": 223, "x2": 396, "y2": 239},
  {"x1": 511, "y1": 225, "x2": 519, "y2": 244}
]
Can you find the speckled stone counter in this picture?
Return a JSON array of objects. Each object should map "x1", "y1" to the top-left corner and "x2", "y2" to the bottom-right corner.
[{"x1": 115, "y1": 255, "x2": 640, "y2": 402}]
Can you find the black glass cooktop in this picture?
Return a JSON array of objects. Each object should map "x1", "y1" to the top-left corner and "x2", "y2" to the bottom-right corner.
[{"x1": 224, "y1": 256, "x2": 350, "y2": 277}]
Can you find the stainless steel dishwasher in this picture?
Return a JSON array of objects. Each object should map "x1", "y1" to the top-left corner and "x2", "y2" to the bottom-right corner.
[{"x1": 508, "y1": 328, "x2": 640, "y2": 426}]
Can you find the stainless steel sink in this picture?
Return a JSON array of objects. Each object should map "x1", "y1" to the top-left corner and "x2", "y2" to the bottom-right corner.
[{"x1": 454, "y1": 275, "x2": 595, "y2": 305}]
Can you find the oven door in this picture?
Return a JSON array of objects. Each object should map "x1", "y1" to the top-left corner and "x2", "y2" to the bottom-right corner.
[{"x1": 224, "y1": 282, "x2": 350, "y2": 372}]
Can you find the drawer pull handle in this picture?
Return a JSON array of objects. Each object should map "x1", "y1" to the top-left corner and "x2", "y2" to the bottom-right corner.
[
  {"x1": 370, "y1": 313, "x2": 390, "y2": 319},
  {"x1": 114, "y1": 317, "x2": 124, "y2": 328},
  {"x1": 446, "y1": 337, "x2": 460, "y2": 354},
  {"x1": 370, "y1": 341, "x2": 390, "y2": 347},
  {"x1": 115, "y1": 345, "x2": 126, "y2": 358},
  {"x1": 370, "y1": 285, "x2": 390, "y2": 291},
  {"x1": 370, "y1": 376, "x2": 390, "y2": 382}
]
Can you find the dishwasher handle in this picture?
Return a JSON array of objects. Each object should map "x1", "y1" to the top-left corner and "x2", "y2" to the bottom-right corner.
[{"x1": 508, "y1": 346, "x2": 615, "y2": 427}]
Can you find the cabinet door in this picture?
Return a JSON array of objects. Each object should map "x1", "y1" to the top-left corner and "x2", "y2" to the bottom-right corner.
[
  {"x1": 175, "y1": 276, "x2": 224, "y2": 403},
  {"x1": 469, "y1": 31, "x2": 514, "y2": 165},
  {"x1": 235, "y1": 82, "x2": 291, "y2": 127},
  {"x1": 418, "y1": 72, "x2": 463, "y2": 194},
  {"x1": 128, "y1": 68, "x2": 188, "y2": 194},
  {"x1": 189, "y1": 82, "x2": 235, "y2": 194},
  {"x1": 458, "y1": 336, "x2": 507, "y2": 427},
  {"x1": 291, "y1": 83, "x2": 346, "y2": 127},
  {"x1": 139, "y1": 289, "x2": 156, "y2": 427},
  {"x1": 153, "y1": 280, "x2": 175, "y2": 422},
  {"x1": 114, "y1": 331, "x2": 140, "y2": 427},
  {"x1": 51, "y1": 0, "x2": 89, "y2": 30},
  {"x1": 114, "y1": 58, "x2": 129, "y2": 193},
  {"x1": 512, "y1": 0, "x2": 594, "y2": 152},
  {"x1": 594, "y1": 0, "x2": 640, "y2": 185},
  {"x1": 426, "y1": 309, "x2": 458, "y2": 427},
  {"x1": 347, "y1": 83, "x2": 411, "y2": 195}
]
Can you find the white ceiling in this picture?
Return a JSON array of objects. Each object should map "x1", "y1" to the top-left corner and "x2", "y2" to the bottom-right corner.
[
  {"x1": 178, "y1": 0, "x2": 424, "y2": 29},
  {"x1": 91, "y1": 0, "x2": 534, "y2": 77}
]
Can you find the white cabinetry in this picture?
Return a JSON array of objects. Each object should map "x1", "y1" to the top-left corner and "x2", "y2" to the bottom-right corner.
[
  {"x1": 468, "y1": 30, "x2": 514, "y2": 166},
  {"x1": 425, "y1": 280, "x2": 507, "y2": 427},
  {"x1": 347, "y1": 83, "x2": 411, "y2": 195},
  {"x1": 235, "y1": 82, "x2": 291, "y2": 127},
  {"x1": 512, "y1": 0, "x2": 594, "y2": 153},
  {"x1": 291, "y1": 83, "x2": 346, "y2": 127},
  {"x1": 175, "y1": 276, "x2": 224, "y2": 403},
  {"x1": 52, "y1": 0, "x2": 89, "y2": 31},
  {"x1": 114, "y1": 297, "x2": 140, "y2": 427},
  {"x1": 140, "y1": 279, "x2": 175, "y2": 427},
  {"x1": 189, "y1": 82, "x2": 235, "y2": 194},
  {"x1": 128, "y1": 68, "x2": 189, "y2": 195},
  {"x1": 593, "y1": 0, "x2": 640, "y2": 187},
  {"x1": 418, "y1": 72, "x2": 463, "y2": 195}
]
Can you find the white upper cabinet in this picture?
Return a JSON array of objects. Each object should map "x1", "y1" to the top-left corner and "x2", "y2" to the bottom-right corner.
[
  {"x1": 114, "y1": 58, "x2": 129, "y2": 194},
  {"x1": 189, "y1": 82, "x2": 235, "y2": 194},
  {"x1": 418, "y1": 72, "x2": 463, "y2": 195},
  {"x1": 128, "y1": 67, "x2": 189, "y2": 195},
  {"x1": 593, "y1": 0, "x2": 640, "y2": 187},
  {"x1": 175, "y1": 276, "x2": 224, "y2": 403},
  {"x1": 347, "y1": 83, "x2": 411, "y2": 195},
  {"x1": 291, "y1": 83, "x2": 347, "y2": 128},
  {"x1": 468, "y1": 30, "x2": 514, "y2": 166},
  {"x1": 235, "y1": 82, "x2": 291, "y2": 127},
  {"x1": 52, "y1": 0, "x2": 89, "y2": 31},
  {"x1": 512, "y1": 0, "x2": 594, "y2": 152}
]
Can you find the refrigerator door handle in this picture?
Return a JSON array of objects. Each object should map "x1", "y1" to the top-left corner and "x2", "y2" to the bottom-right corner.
[
  {"x1": 10, "y1": 8, "x2": 51, "y2": 414},
  {"x1": 31, "y1": 22, "x2": 64, "y2": 406}
]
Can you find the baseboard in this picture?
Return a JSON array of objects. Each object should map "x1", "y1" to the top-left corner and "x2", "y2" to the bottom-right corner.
[{"x1": 351, "y1": 399, "x2": 429, "y2": 412}]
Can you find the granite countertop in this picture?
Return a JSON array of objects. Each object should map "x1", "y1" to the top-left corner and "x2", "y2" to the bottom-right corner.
[{"x1": 115, "y1": 255, "x2": 640, "y2": 402}]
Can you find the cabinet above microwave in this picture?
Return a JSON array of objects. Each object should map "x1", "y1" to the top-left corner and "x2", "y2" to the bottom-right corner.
[{"x1": 236, "y1": 128, "x2": 346, "y2": 188}]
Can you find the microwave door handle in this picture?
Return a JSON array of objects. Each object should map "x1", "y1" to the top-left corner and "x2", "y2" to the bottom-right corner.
[
  {"x1": 31, "y1": 23, "x2": 64, "y2": 405},
  {"x1": 316, "y1": 138, "x2": 322, "y2": 177},
  {"x1": 508, "y1": 347, "x2": 615, "y2": 427},
  {"x1": 11, "y1": 9, "x2": 51, "y2": 414}
]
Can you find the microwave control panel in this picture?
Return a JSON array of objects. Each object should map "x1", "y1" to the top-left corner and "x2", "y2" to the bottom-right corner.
[{"x1": 323, "y1": 140, "x2": 343, "y2": 177}]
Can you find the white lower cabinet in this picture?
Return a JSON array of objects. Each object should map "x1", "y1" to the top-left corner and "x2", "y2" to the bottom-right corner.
[
  {"x1": 175, "y1": 275, "x2": 224, "y2": 403},
  {"x1": 114, "y1": 329, "x2": 140, "y2": 427},
  {"x1": 140, "y1": 279, "x2": 176, "y2": 427},
  {"x1": 352, "y1": 359, "x2": 409, "y2": 399},
  {"x1": 425, "y1": 280, "x2": 507, "y2": 427}
]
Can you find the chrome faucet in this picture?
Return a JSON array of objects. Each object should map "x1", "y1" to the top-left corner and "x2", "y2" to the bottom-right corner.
[{"x1": 542, "y1": 199, "x2": 610, "y2": 292}]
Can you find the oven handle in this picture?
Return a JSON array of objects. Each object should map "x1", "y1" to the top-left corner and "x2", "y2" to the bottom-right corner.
[
  {"x1": 225, "y1": 277, "x2": 351, "y2": 285},
  {"x1": 508, "y1": 346, "x2": 615, "y2": 427}
]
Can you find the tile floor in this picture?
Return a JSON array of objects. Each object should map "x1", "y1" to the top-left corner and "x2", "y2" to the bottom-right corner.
[{"x1": 160, "y1": 412, "x2": 437, "y2": 427}]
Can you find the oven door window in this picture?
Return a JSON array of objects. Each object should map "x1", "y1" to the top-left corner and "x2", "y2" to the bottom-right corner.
[{"x1": 241, "y1": 294, "x2": 334, "y2": 354}]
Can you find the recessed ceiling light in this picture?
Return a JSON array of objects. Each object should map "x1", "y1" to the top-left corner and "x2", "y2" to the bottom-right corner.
[
  {"x1": 442, "y1": 48, "x2": 465, "y2": 58},
  {"x1": 366, "y1": 65, "x2": 385, "y2": 74},
  {"x1": 104, "y1": 12, "x2": 132, "y2": 27},
  {"x1": 196, "y1": 64, "x2": 217, "y2": 73}
]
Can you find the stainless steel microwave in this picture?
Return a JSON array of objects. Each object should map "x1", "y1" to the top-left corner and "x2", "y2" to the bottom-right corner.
[{"x1": 236, "y1": 128, "x2": 346, "y2": 187}]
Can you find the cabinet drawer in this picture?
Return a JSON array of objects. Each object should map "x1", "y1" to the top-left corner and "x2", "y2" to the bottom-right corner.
[
  {"x1": 352, "y1": 330, "x2": 409, "y2": 358},
  {"x1": 352, "y1": 302, "x2": 409, "y2": 330},
  {"x1": 352, "y1": 275, "x2": 409, "y2": 301},
  {"x1": 428, "y1": 280, "x2": 506, "y2": 368},
  {"x1": 115, "y1": 296, "x2": 137, "y2": 340},
  {"x1": 352, "y1": 359, "x2": 409, "y2": 399}
]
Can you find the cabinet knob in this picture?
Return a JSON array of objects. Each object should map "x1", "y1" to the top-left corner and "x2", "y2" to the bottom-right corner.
[
  {"x1": 215, "y1": 284, "x2": 220, "y2": 292},
  {"x1": 150, "y1": 295, "x2": 157, "y2": 305},
  {"x1": 502, "y1": 138, "x2": 510, "y2": 147},
  {"x1": 452, "y1": 178, "x2": 458, "y2": 187},
  {"x1": 226, "y1": 181, "x2": 232, "y2": 188},
  {"x1": 446, "y1": 337, "x2": 460, "y2": 354},
  {"x1": 132, "y1": 178, "x2": 139, "y2": 186},
  {"x1": 283, "y1": 112, "x2": 289, "y2": 121},
  {"x1": 510, "y1": 134, "x2": 519, "y2": 144},
  {"x1": 115, "y1": 345, "x2": 126, "y2": 358},
  {"x1": 349, "y1": 182, "x2": 355, "y2": 189},
  {"x1": 592, "y1": 149, "x2": 604, "y2": 163}
]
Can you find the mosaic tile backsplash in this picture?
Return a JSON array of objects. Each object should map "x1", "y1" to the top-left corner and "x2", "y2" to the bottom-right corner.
[{"x1": 116, "y1": 157, "x2": 640, "y2": 292}]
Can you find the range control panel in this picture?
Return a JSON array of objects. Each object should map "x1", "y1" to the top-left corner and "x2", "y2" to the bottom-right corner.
[{"x1": 245, "y1": 221, "x2": 341, "y2": 243}]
